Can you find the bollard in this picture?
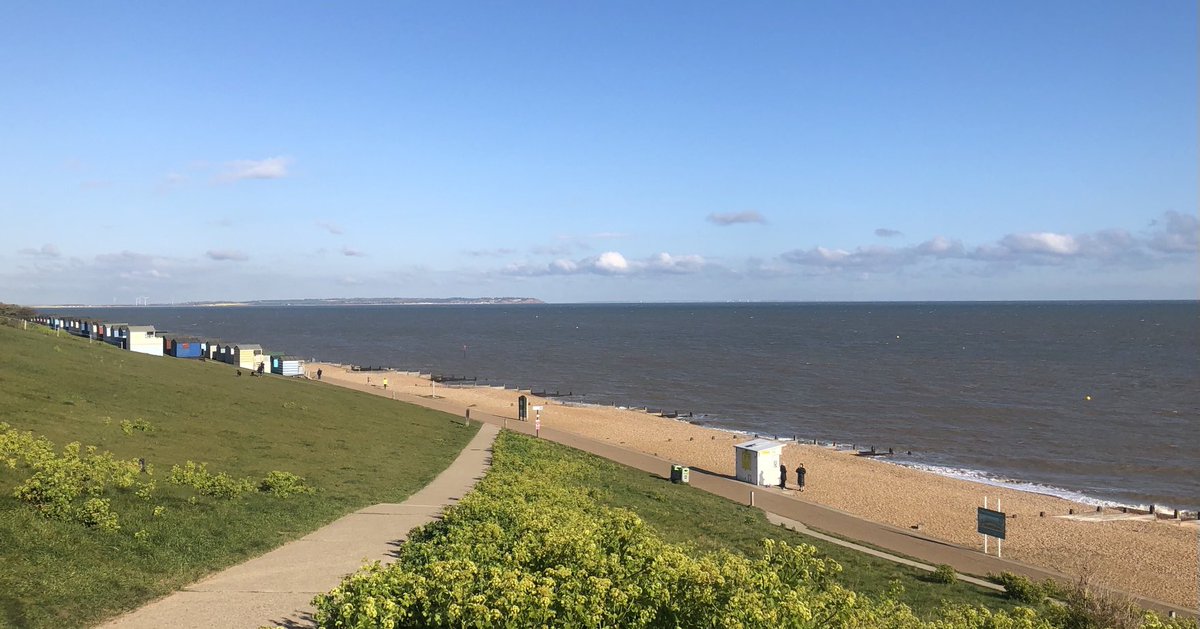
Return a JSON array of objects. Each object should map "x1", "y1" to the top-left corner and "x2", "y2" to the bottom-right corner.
[
  {"x1": 1096, "y1": 506, "x2": 1103, "y2": 512},
  {"x1": 1068, "y1": 508, "x2": 1074, "y2": 515},
  {"x1": 750, "y1": 490, "x2": 755, "y2": 507}
]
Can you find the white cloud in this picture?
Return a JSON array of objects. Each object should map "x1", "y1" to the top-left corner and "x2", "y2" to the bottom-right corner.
[
  {"x1": 220, "y1": 156, "x2": 291, "y2": 181},
  {"x1": 505, "y1": 251, "x2": 706, "y2": 276},
  {"x1": 707, "y1": 211, "x2": 766, "y2": 226},
  {"x1": 594, "y1": 251, "x2": 630, "y2": 273},
  {"x1": 206, "y1": 249, "x2": 249, "y2": 262},
  {"x1": 317, "y1": 221, "x2": 343, "y2": 235},
  {"x1": 18, "y1": 244, "x2": 61, "y2": 258},
  {"x1": 1148, "y1": 211, "x2": 1199, "y2": 254},
  {"x1": 645, "y1": 252, "x2": 706, "y2": 274},
  {"x1": 916, "y1": 236, "x2": 965, "y2": 257},
  {"x1": 779, "y1": 213, "x2": 1196, "y2": 275},
  {"x1": 465, "y1": 248, "x2": 517, "y2": 257},
  {"x1": 548, "y1": 259, "x2": 579, "y2": 273},
  {"x1": 999, "y1": 232, "x2": 1080, "y2": 256},
  {"x1": 120, "y1": 269, "x2": 171, "y2": 280}
]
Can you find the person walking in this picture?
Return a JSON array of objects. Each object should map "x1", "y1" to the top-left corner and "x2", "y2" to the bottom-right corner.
[
  {"x1": 316, "y1": 368, "x2": 322, "y2": 381},
  {"x1": 382, "y1": 377, "x2": 388, "y2": 390},
  {"x1": 779, "y1": 463, "x2": 788, "y2": 489},
  {"x1": 796, "y1": 464, "x2": 807, "y2": 491}
]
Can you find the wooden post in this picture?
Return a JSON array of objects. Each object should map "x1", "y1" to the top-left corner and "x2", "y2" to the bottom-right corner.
[{"x1": 983, "y1": 497, "x2": 989, "y2": 555}]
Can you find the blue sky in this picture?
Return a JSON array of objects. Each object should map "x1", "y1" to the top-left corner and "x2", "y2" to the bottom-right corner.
[{"x1": 2, "y1": 1, "x2": 1196, "y2": 304}]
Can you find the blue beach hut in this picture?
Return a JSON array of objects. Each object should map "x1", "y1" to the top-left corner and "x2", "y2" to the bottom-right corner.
[{"x1": 168, "y1": 337, "x2": 204, "y2": 359}]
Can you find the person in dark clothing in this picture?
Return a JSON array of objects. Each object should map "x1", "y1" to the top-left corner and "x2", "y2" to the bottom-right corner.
[
  {"x1": 779, "y1": 464, "x2": 788, "y2": 489},
  {"x1": 796, "y1": 464, "x2": 806, "y2": 491},
  {"x1": 256, "y1": 362, "x2": 265, "y2": 376},
  {"x1": 316, "y1": 368, "x2": 323, "y2": 380}
]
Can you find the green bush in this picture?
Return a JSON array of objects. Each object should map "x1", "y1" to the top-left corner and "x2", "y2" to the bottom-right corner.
[
  {"x1": 168, "y1": 461, "x2": 256, "y2": 499},
  {"x1": 119, "y1": 418, "x2": 155, "y2": 435},
  {"x1": 990, "y1": 572, "x2": 1048, "y2": 605},
  {"x1": 260, "y1": 471, "x2": 315, "y2": 497},
  {"x1": 3, "y1": 425, "x2": 143, "y2": 527},
  {"x1": 930, "y1": 564, "x2": 957, "y2": 584},
  {"x1": 77, "y1": 498, "x2": 120, "y2": 532}
]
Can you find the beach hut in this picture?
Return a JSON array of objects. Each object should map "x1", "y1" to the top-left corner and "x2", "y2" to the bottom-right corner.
[
  {"x1": 217, "y1": 344, "x2": 234, "y2": 363},
  {"x1": 104, "y1": 323, "x2": 129, "y2": 348},
  {"x1": 734, "y1": 439, "x2": 785, "y2": 487},
  {"x1": 168, "y1": 337, "x2": 204, "y2": 359},
  {"x1": 233, "y1": 344, "x2": 265, "y2": 370},
  {"x1": 270, "y1": 354, "x2": 305, "y2": 376},
  {"x1": 120, "y1": 325, "x2": 163, "y2": 356}
]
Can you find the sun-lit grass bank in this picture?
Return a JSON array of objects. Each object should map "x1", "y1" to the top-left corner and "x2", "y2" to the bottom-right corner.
[{"x1": 0, "y1": 324, "x2": 477, "y2": 628}]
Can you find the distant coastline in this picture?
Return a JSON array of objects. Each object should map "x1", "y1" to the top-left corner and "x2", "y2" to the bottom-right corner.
[{"x1": 35, "y1": 297, "x2": 545, "y2": 308}]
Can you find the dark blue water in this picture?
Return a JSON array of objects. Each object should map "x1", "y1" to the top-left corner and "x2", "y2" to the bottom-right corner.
[{"x1": 41, "y1": 302, "x2": 1199, "y2": 509}]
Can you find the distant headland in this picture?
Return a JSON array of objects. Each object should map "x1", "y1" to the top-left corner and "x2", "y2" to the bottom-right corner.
[{"x1": 39, "y1": 297, "x2": 545, "y2": 308}]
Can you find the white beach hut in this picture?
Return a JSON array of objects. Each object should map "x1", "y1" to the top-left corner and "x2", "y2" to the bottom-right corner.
[
  {"x1": 734, "y1": 439, "x2": 785, "y2": 487},
  {"x1": 234, "y1": 344, "x2": 265, "y2": 370},
  {"x1": 121, "y1": 325, "x2": 163, "y2": 356}
]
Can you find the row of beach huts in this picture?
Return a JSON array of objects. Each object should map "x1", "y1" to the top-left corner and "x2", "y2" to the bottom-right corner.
[{"x1": 29, "y1": 315, "x2": 306, "y2": 376}]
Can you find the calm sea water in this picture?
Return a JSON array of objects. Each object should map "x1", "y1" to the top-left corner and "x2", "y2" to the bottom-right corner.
[{"x1": 42, "y1": 302, "x2": 1199, "y2": 510}]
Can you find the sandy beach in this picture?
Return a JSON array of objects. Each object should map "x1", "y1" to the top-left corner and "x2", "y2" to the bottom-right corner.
[{"x1": 313, "y1": 364, "x2": 1198, "y2": 610}]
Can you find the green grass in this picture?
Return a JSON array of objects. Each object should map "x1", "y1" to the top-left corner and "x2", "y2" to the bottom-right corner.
[
  {"x1": 0, "y1": 324, "x2": 478, "y2": 628},
  {"x1": 492, "y1": 431, "x2": 1024, "y2": 619}
]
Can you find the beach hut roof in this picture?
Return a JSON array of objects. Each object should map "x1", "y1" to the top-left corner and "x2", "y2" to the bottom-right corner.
[
  {"x1": 235, "y1": 343, "x2": 262, "y2": 350},
  {"x1": 126, "y1": 325, "x2": 156, "y2": 333},
  {"x1": 735, "y1": 438, "x2": 784, "y2": 452}
]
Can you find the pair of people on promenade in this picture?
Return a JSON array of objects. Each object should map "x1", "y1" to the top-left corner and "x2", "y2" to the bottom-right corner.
[{"x1": 780, "y1": 463, "x2": 806, "y2": 491}]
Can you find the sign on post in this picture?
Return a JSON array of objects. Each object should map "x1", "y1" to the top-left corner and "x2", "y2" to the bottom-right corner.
[{"x1": 977, "y1": 507, "x2": 1006, "y2": 539}]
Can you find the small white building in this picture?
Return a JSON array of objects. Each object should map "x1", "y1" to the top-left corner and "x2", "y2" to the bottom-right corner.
[
  {"x1": 734, "y1": 439, "x2": 785, "y2": 487},
  {"x1": 121, "y1": 325, "x2": 163, "y2": 357},
  {"x1": 234, "y1": 344, "x2": 265, "y2": 370}
]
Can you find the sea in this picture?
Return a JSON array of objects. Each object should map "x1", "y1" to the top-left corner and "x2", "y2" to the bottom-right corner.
[{"x1": 40, "y1": 301, "x2": 1199, "y2": 511}]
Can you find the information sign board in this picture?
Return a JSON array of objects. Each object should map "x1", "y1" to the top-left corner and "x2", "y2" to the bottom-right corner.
[{"x1": 977, "y1": 507, "x2": 1006, "y2": 539}]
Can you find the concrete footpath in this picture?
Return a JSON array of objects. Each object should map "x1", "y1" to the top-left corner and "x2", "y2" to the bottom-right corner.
[{"x1": 100, "y1": 422, "x2": 499, "y2": 629}]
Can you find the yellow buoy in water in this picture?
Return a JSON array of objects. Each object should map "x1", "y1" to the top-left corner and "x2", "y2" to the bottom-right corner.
[{"x1": 1085, "y1": 395, "x2": 1092, "y2": 401}]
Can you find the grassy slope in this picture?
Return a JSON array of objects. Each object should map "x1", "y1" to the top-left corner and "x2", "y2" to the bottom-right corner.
[
  {"x1": 0, "y1": 324, "x2": 478, "y2": 628},
  {"x1": 494, "y1": 431, "x2": 1024, "y2": 619}
]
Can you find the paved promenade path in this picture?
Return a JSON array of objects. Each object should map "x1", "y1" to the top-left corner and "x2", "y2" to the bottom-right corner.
[{"x1": 100, "y1": 422, "x2": 499, "y2": 629}]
